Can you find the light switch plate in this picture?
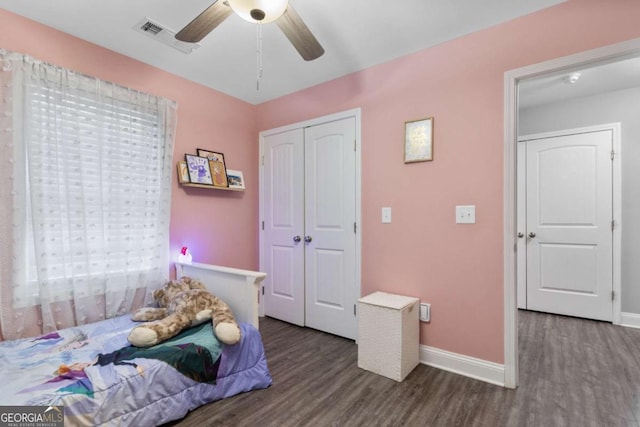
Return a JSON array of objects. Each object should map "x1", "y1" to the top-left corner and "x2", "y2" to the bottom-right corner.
[
  {"x1": 382, "y1": 207, "x2": 392, "y2": 223},
  {"x1": 456, "y1": 205, "x2": 476, "y2": 224}
]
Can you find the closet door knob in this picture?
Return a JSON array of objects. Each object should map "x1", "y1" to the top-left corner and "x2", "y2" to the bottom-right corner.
[
  {"x1": 304, "y1": 236, "x2": 313, "y2": 243},
  {"x1": 293, "y1": 236, "x2": 301, "y2": 243},
  {"x1": 528, "y1": 232, "x2": 536, "y2": 238}
]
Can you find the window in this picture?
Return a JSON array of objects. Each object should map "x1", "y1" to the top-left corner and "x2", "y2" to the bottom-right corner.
[{"x1": 2, "y1": 52, "x2": 176, "y2": 309}]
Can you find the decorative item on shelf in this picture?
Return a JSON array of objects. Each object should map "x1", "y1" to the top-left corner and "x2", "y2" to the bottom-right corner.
[
  {"x1": 404, "y1": 117, "x2": 434, "y2": 163},
  {"x1": 177, "y1": 160, "x2": 190, "y2": 183},
  {"x1": 226, "y1": 169, "x2": 245, "y2": 190},
  {"x1": 185, "y1": 154, "x2": 213, "y2": 185},
  {"x1": 197, "y1": 149, "x2": 229, "y2": 188},
  {"x1": 178, "y1": 246, "x2": 192, "y2": 264}
]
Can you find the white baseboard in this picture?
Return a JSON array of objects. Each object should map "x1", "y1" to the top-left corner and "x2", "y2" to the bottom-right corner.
[
  {"x1": 620, "y1": 312, "x2": 640, "y2": 329},
  {"x1": 420, "y1": 345, "x2": 505, "y2": 387}
]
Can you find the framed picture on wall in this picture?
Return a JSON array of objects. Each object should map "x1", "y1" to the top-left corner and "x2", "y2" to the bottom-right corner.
[
  {"x1": 177, "y1": 160, "x2": 190, "y2": 183},
  {"x1": 404, "y1": 117, "x2": 434, "y2": 163},
  {"x1": 226, "y1": 169, "x2": 245, "y2": 190},
  {"x1": 185, "y1": 154, "x2": 213, "y2": 185},
  {"x1": 197, "y1": 148, "x2": 229, "y2": 188}
]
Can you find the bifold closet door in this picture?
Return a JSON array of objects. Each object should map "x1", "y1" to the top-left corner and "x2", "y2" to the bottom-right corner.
[
  {"x1": 262, "y1": 117, "x2": 357, "y2": 340},
  {"x1": 262, "y1": 128, "x2": 305, "y2": 326},
  {"x1": 303, "y1": 118, "x2": 357, "y2": 340}
]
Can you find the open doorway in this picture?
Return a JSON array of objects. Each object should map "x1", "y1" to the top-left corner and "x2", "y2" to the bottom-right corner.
[{"x1": 503, "y1": 38, "x2": 640, "y2": 388}]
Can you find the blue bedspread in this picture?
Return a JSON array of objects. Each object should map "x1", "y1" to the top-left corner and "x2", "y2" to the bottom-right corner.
[{"x1": 0, "y1": 315, "x2": 272, "y2": 426}]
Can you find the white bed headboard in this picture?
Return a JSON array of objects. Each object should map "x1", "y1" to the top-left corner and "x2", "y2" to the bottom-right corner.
[{"x1": 175, "y1": 262, "x2": 266, "y2": 329}]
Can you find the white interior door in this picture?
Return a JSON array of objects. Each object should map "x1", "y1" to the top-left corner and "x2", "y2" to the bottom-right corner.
[
  {"x1": 304, "y1": 117, "x2": 357, "y2": 339},
  {"x1": 523, "y1": 129, "x2": 613, "y2": 321},
  {"x1": 262, "y1": 128, "x2": 305, "y2": 326}
]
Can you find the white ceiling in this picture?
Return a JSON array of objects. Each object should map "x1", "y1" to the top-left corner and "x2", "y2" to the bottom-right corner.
[
  {"x1": 519, "y1": 56, "x2": 640, "y2": 109},
  {"x1": 0, "y1": 0, "x2": 567, "y2": 105}
]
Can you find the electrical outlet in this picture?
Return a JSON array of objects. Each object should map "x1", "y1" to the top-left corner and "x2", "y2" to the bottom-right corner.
[{"x1": 420, "y1": 303, "x2": 430, "y2": 322}]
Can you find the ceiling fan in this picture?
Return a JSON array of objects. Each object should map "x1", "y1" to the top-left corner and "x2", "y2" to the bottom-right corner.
[{"x1": 175, "y1": 0, "x2": 324, "y2": 61}]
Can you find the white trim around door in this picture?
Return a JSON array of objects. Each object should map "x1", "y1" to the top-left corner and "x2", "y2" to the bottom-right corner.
[{"x1": 503, "y1": 37, "x2": 640, "y2": 389}]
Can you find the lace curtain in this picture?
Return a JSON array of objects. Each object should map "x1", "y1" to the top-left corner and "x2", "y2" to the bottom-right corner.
[{"x1": 0, "y1": 50, "x2": 177, "y2": 340}]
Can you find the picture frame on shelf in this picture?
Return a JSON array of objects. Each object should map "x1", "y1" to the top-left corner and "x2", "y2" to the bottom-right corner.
[
  {"x1": 177, "y1": 160, "x2": 190, "y2": 184},
  {"x1": 226, "y1": 169, "x2": 245, "y2": 190},
  {"x1": 197, "y1": 148, "x2": 228, "y2": 188},
  {"x1": 185, "y1": 154, "x2": 213, "y2": 185},
  {"x1": 404, "y1": 117, "x2": 434, "y2": 163},
  {"x1": 196, "y1": 148, "x2": 217, "y2": 158}
]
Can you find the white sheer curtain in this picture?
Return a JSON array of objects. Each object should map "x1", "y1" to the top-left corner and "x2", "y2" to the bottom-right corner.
[{"x1": 0, "y1": 49, "x2": 176, "y2": 340}]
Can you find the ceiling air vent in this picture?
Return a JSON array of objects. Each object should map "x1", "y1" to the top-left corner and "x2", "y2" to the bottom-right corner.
[
  {"x1": 141, "y1": 21, "x2": 163, "y2": 35},
  {"x1": 134, "y1": 18, "x2": 200, "y2": 54}
]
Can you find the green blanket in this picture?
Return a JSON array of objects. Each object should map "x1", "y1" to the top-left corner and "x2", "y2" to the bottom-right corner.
[{"x1": 97, "y1": 322, "x2": 223, "y2": 383}]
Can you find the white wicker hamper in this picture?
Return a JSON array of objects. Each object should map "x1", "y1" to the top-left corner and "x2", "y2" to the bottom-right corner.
[{"x1": 357, "y1": 292, "x2": 420, "y2": 382}]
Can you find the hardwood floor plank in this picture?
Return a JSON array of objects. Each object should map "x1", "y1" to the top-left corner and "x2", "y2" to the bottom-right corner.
[{"x1": 167, "y1": 311, "x2": 640, "y2": 427}]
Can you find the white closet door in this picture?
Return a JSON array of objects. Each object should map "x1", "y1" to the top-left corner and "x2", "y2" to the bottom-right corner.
[
  {"x1": 262, "y1": 129, "x2": 305, "y2": 326},
  {"x1": 304, "y1": 117, "x2": 357, "y2": 339}
]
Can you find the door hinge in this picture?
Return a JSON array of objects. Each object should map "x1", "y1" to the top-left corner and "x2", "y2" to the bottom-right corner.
[
  {"x1": 354, "y1": 304, "x2": 357, "y2": 316},
  {"x1": 261, "y1": 155, "x2": 264, "y2": 165},
  {"x1": 611, "y1": 150, "x2": 615, "y2": 160},
  {"x1": 354, "y1": 139, "x2": 357, "y2": 152},
  {"x1": 262, "y1": 221, "x2": 265, "y2": 231},
  {"x1": 262, "y1": 286, "x2": 265, "y2": 296},
  {"x1": 354, "y1": 222, "x2": 357, "y2": 234},
  {"x1": 612, "y1": 290, "x2": 615, "y2": 301},
  {"x1": 611, "y1": 220, "x2": 615, "y2": 232}
]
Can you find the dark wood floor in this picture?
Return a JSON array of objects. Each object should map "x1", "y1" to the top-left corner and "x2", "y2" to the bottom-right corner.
[{"x1": 169, "y1": 311, "x2": 640, "y2": 426}]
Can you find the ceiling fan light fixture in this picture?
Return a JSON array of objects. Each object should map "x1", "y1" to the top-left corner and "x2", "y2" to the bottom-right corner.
[{"x1": 228, "y1": 0, "x2": 288, "y2": 23}]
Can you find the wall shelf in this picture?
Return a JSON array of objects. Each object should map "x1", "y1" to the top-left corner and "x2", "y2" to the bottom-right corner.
[
  {"x1": 180, "y1": 182, "x2": 244, "y2": 192},
  {"x1": 178, "y1": 161, "x2": 244, "y2": 192}
]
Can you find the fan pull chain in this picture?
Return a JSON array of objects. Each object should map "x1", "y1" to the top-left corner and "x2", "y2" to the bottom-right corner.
[{"x1": 256, "y1": 21, "x2": 263, "y2": 91}]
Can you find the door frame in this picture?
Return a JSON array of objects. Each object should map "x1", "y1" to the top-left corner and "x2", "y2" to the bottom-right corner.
[
  {"x1": 503, "y1": 38, "x2": 640, "y2": 388},
  {"x1": 516, "y1": 124, "x2": 621, "y2": 316},
  {"x1": 258, "y1": 108, "x2": 362, "y2": 320}
]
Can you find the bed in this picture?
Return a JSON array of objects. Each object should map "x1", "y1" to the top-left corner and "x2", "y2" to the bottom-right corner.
[{"x1": 0, "y1": 262, "x2": 271, "y2": 426}]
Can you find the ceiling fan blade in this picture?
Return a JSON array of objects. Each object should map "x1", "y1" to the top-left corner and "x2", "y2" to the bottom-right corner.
[
  {"x1": 175, "y1": 1, "x2": 233, "y2": 43},
  {"x1": 276, "y1": 4, "x2": 325, "y2": 61}
]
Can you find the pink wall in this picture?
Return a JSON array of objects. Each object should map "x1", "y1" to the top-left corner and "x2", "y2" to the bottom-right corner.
[
  {"x1": 256, "y1": 0, "x2": 640, "y2": 363},
  {"x1": 3, "y1": 0, "x2": 640, "y2": 364},
  {"x1": 0, "y1": 9, "x2": 260, "y2": 272}
]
